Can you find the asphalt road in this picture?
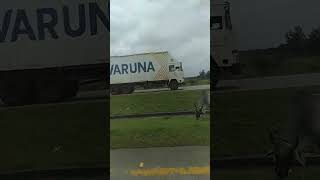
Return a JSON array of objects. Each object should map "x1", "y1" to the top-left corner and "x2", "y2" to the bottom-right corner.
[
  {"x1": 2, "y1": 73, "x2": 320, "y2": 105},
  {"x1": 217, "y1": 73, "x2": 320, "y2": 92},
  {"x1": 74, "y1": 84, "x2": 210, "y2": 99},
  {"x1": 81, "y1": 73, "x2": 320, "y2": 98},
  {"x1": 0, "y1": 85, "x2": 202, "y2": 107},
  {"x1": 134, "y1": 84, "x2": 210, "y2": 93},
  {"x1": 110, "y1": 146, "x2": 210, "y2": 180}
]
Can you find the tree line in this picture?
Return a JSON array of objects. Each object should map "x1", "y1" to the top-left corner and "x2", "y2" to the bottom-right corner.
[
  {"x1": 198, "y1": 69, "x2": 210, "y2": 79},
  {"x1": 280, "y1": 25, "x2": 320, "y2": 55}
]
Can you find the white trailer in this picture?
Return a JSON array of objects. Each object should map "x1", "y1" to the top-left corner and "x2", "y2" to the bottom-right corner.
[
  {"x1": 110, "y1": 51, "x2": 184, "y2": 94},
  {"x1": 0, "y1": 0, "x2": 109, "y2": 105},
  {"x1": 211, "y1": 1, "x2": 240, "y2": 87}
]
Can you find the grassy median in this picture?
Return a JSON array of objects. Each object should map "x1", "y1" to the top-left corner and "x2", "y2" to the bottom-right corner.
[
  {"x1": 0, "y1": 100, "x2": 107, "y2": 172},
  {"x1": 240, "y1": 53, "x2": 320, "y2": 78},
  {"x1": 213, "y1": 86, "x2": 320, "y2": 157},
  {"x1": 111, "y1": 90, "x2": 207, "y2": 115},
  {"x1": 111, "y1": 115, "x2": 210, "y2": 149}
]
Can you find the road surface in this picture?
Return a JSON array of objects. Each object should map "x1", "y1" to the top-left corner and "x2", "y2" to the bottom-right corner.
[
  {"x1": 2, "y1": 73, "x2": 320, "y2": 105},
  {"x1": 81, "y1": 73, "x2": 320, "y2": 98},
  {"x1": 134, "y1": 84, "x2": 210, "y2": 93},
  {"x1": 110, "y1": 146, "x2": 210, "y2": 180},
  {"x1": 217, "y1": 73, "x2": 320, "y2": 92},
  {"x1": 74, "y1": 84, "x2": 210, "y2": 99}
]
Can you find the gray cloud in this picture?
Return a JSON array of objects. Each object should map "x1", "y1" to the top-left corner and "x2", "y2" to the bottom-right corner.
[{"x1": 111, "y1": 0, "x2": 210, "y2": 77}]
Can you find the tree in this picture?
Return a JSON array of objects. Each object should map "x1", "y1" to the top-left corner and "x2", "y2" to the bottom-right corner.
[
  {"x1": 285, "y1": 26, "x2": 307, "y2": 53},
  {"x1": 307, "y1": 26, "x2": 320, "y2": 54},
  {"x1": 205, "y1": 70, "x2": 210, "y2": 79},
  {"x1": 199, "y1": 70, "x2": 206, "y2": 79}
]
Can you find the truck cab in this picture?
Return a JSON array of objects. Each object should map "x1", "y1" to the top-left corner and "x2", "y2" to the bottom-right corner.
[
  {"x1": 211, "y1": 1, "x2": 240, "y2": 87},
  {"x1": 168, "y1": 60, "x2": 184, "y2": 90}
]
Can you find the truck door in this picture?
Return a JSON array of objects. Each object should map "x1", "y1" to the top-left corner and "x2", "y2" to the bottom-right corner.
[{"x1": 169, "y1": 63, "x2": 184, "y2": 84}]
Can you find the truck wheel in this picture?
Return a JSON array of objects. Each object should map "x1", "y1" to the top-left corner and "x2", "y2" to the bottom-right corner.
[{"x1": 169, "y1": 80, "x2": 179, "y2": 90}]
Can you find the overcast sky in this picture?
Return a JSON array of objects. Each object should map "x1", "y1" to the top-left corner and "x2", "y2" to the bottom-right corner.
[
  {"x1": 229, "y1": 0, "x2": 320, "y2": 50},
  {"x1": 111, "y1": 0, "x2": 210, "y2": 77},
  {"x1": 111, "y1": 0, "x2": 320, "y2": 76}
]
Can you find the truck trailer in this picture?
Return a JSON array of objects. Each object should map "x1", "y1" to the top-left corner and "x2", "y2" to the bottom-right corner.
[
  {"x1": 0, "y1": 0, "x2": 109, "y2": 105},
  {"x1": 110, "y1": 51, "x2": 184, "y2": 95}
]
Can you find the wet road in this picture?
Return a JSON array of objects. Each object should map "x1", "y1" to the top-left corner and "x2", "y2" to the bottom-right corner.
[{"x1": 110, "y1": 146, "x2": 210, "y2": 180}]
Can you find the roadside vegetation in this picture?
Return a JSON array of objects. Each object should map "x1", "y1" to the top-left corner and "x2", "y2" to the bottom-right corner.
[
  {"x1": 111, "y1": 116, "x2": 210, "y2": 149},
  {"x1": 184, "y1": 70, "x2": 210, "y2": 86},
  {"x1": 0, "y1": 100, "x2": 106, "y2": 171},
  {"x1": 235, "y1": 25, "x2": 320, "y2": 79},
  {"x1": 213, "y1": 86, "x2": 320, "y2": 157},
  {"x1": 110, "y1": 89, "x2": 206, "y2": 115},
  {"x1": 239, "y1": 50, "x2": 320, "y2": 78},
  {"x1": 110, "y1": 89, "x2": 210, "y2": 149}
]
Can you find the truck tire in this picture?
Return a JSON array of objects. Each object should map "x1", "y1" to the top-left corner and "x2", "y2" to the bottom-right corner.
[{"x1": 169, "y1": 80, "x2": 179, "y2": 90}]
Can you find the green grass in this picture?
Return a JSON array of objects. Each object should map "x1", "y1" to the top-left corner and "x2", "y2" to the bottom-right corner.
[
  {"x1": 110, "y1": 116, "x2": 210, "y2": 149},
  {"x1": 184, "y1": 78, "x2": 210, "y2": 86},
  {"x1": 0, "y1": 100, "x2": 107, "y2": 171},
  {"x1": 212, "y1": 86, "x2": 320, "y2": 157},
  {"x1": 239, "y1": 54, "x2": 320, "y2": 78},
  {"x1": 213, "y1": 167, "x2": 320, "y2": 180},
  {"x1": 110, "y1": 90, "x2": 206, "y2": 115}
]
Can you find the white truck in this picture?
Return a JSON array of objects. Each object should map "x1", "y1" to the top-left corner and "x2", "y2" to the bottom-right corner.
[
  {"x1": 110, "y1": 51, "x2": 184, "y2": 95},
  {"x1": 211, "y1": 1, "x2": 240, "y2": 87},
  {"x1": 0, "y1": 0, "x2": 109, "y2": 105}
]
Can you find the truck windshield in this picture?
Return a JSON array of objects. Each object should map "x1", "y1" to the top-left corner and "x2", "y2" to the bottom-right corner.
[
  {"x1": 169, "y1": 65, "x2": 175, "y2": 72},
  {"x1": 211, "y1": 16, "x2": 223, "y2": 30}
]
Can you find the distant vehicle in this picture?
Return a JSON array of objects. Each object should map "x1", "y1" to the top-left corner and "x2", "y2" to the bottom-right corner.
[
  {"x1": 0, "y1": 0, "x2": 109, "y2": 105},
  {"x1": 110, "y1": 51, "x2": 184, "y2": 95},
  {"x1": 211, "y1": 1, "x2": 240, "y2": 88}
]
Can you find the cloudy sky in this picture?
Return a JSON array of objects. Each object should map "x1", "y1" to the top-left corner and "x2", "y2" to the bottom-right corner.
[
  {"x1": 228, "y1": 0, "x2": 320, "y2": 50},
  {"x1": 110, "y1": 0, "x2": 210, "y2": 77}
]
